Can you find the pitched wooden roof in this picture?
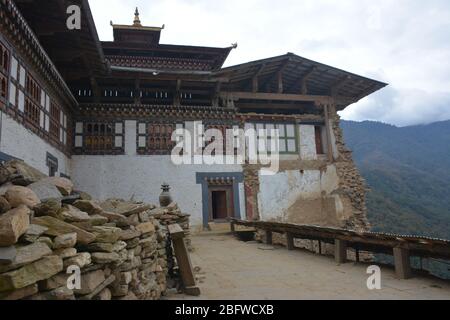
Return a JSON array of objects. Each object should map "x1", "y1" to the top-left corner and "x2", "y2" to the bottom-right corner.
[{"x1": 216, "y1": 53, "x2": 388, "y2": 109}]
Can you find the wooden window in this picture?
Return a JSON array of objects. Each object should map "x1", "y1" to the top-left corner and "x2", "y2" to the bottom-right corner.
[
  {"x1": 23, "y1": 73, "x2": 41, "y2": 127},
  {"x1": 50, "y1": 102, "x2": 60, "y2": 140},
  {"x1": 250, "y1": 123, "x2": 298, "y2": 154},
  {"x1": 137, "y1": 122, "x2": 182, "y2": 155},
  {"x1": 0, "y1": 42, "x2": 9, "y2": 107},
  {"x1": 75, "y1": 121, "x2": 123, "y2": 154},
  {"x1": 315, "y1": 126, "x2": 325, "y2": 155}
]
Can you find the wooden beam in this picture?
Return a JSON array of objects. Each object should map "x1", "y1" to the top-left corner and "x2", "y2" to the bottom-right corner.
[
  {"x1": 323, "y1": 104, "x2": 334, "y2": 162},
  {"x1": 277, "y1": 71, "x2": 284, "y2": 93},
  {"x1": 286, "y1": 233, "x2": 295, "y2": 250},
  {"x1": 330, "y1": 75, "x2": 351, "y2": 97},
  {"x1": 393, "y1": 247, "x2": 412, "y2": 279},
  {"x1": 219, "y1": 91, "x2": 331, "y2": 104},
  {"x1": 249, "y1": 63, "x2": 267, "y2": 92},
  {"x1": 287, "y1": 66, "x2": 316, "y2": 94},
  {"x1": 168, "y1": 224, "x2": 200, "y2": 296},
  {"x1": 335, "y1": 239, "x2": 347, "y2": 264}
]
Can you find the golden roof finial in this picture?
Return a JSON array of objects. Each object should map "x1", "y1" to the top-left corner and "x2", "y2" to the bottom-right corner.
[{"x1": 133, "y1": 7, "x2": 142, "y2": 27}]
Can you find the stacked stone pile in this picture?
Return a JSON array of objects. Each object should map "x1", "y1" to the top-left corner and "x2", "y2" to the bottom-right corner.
[
  {"x1": 0, "y1": 160, "x2": 185, "y2": 300},
  {"x1": 147, "y1": 202, "x2": 192, "y2": 252}
]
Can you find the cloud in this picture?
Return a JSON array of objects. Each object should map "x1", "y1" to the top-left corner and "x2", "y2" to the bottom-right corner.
[{"x1": 88, "y1": 0, "x2": 450, "y2": 127}]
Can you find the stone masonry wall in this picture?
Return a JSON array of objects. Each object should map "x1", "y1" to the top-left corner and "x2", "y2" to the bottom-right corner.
[
  {"x1": 331, "y1": 114, "x2": 371, "y2": 231},
  {"x1": 0, "y1": 160, "x2": 188, "y2": 300}
]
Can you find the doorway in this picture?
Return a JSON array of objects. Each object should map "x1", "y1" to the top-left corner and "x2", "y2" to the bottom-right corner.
[{"x1": 208, "y1": 186, "x2": 234, "y2": 222}]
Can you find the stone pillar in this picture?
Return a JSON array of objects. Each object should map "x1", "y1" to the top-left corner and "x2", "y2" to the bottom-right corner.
[
  {"x1": 393, "y1": 247, "x2": 412, "y2": 279},
  {"x1": 334, "y1": 239, "x2": 347, "y2": 264}
]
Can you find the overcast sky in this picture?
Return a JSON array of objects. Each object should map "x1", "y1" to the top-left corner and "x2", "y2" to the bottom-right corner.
[{"x1": 88, "y1": 0, "x2": 450, "y2": 127}]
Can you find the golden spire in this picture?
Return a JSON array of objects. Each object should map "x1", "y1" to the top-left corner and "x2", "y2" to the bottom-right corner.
[{"x1": 133, "y1": 7, "x2": 142, "y2": 27}]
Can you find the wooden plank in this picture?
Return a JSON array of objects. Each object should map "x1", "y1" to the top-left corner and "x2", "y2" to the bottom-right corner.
[
  {"x1": 265, "y1": 230, "x2": 273, "y2": 245},
  {"x1": 169, "y1": 224, "x2": 200, "y2": 296},
  {"x1": 286, "y1": 233, "x2": 295, "y2": 250},
  {"x1": 219, "y1": 91, "x2": 331, "y2": 103},
  {"x1": 335, "y1": 239, "x2": 347, "y2": 264},
  {"x1": 393, "y1": 247, "x2": 412, "y2": 279}
]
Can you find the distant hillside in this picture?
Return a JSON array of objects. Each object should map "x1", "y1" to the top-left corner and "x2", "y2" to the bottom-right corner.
[{"x1": 341, "y1": 120, "x2": 450, "y2": 240}]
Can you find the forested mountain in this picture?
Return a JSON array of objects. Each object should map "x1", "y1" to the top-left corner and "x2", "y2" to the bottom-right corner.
[{"x1": 341, "y1": 120, "x2": 450, "y2": 239}]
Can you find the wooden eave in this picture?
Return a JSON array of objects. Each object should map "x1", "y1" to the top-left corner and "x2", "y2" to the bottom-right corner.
[
  {"x1": 14, "y1": 0, "x2": 108, "y2": 82},
  {"x1": 215, "y1": 53, "x2": 388, "y2": 110},
  {"x1": 0, "y1": 0, "x2": 78, "y2": 107}
]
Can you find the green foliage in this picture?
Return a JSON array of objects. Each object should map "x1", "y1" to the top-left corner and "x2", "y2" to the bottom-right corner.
[
  {"x1": 341, "y1": 120, "x2": 450, "y2": 239},
  {"x1": 342, "y1": 120, "x2": 450, "y2": 279}
]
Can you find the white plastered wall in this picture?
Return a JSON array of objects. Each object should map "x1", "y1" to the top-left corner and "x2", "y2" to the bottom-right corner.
[{"x1": 0, "y1": 110, "x2": 70, "y2": 176}]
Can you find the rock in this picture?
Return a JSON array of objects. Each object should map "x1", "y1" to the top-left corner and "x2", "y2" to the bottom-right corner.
[
  {"x1": 117, "y1": 271, "x2": 132, "y2": 285},
  {"x1": 79, "y1": 275, "x2": 115, "y2": 300},
  {"x1": 0, "y1": 284, "x2": 38, "y2": 300},
  {"x1": 21, "y1": 224, "x2": 48, "y2": 243},
  {"x1": 72, "y1": 200, "x2": 103, "y2": 215},
  {"x1": 91, "y1": 226, "x2": 121, "y2": 243},
  {"x1": 84, "y1": 240, "x2": 127, "y2": 253},
  {"x1": 0, "y1": 196, "x2": 11, "y2": 214},
  {"x1": 127, "y1": 213, "x2": 140, "y2": 226},
  {"x1": 2, "y1": 160, "x2": 46, "y2": 186},
  {"x1": 0, "y1": 246, "x2": 17, "y2": 266},
  {"x1": 29, "y1": 286, "x2": 75, "y2": 300},
  {"x1": 41, "y1": 177, "x2": 73, "y2": 196},
  {"x1": 110, "y1": 283, "x2": 129, "y2": 297},
  {"x1": 53, "y1": 233, "x2": 77, "y2": 249},
  {"x1": 5, "y1": 186, "x2": 40, "y2": 208},
  {"x1": 53, "y1": 247, "x2": 77, "y2": 259},
  {"x1": 77, "y1": 191, "x2": 92, "y2": 201},
  {"x1": 100, "y1": 199, "x2": 154, "y2": 217},
  {"x1": 85, "y1": 242, "x2": 114, "y2": 253},
  {"x1": 91, "y1": 252, "x2": 121, "y2": 264},
  {"x1": 28, "y1": 181, "x2": 62, "y2": 201},
  {"x1": 139, "y1": 210, "x2": 150, "y2": 222},
  {"x1": 0, "y1": 205, "x2": 30, "y2": 247},
  {"x1": 38, "y1": 273, "x2": 70, "y2": 291},
  {"x1": 113, "y1": 241, "x2": 127, "y2": 252},
  {"x1": 125, "y1": 238, "x2": 140, "y2": 249},
  {"x1": 98, "y1": 210, "x2": 129, "y2": 226},
  {"x1": 94, "y1": 287, "x2": 112, "y2": 300},
  {"x1": 72, "y1": 269, "x2": 106, "y2": 296},
  {"x1": 33, "y1": 199, "x2": 61, "y2": 218},
  {"x1": 136, "y1": 222, "x2": 155, "y2": 235},
  {"x1": 36, "y1": 237, "x2": 53, "y2": 248},
  {"x1": 88, "y1": 215, "x2": 109, "y2": 225},
  {"x1": 58, "y1": 205, "x2": 91, "y2": 223},
  {"x1": 0, "y1": 256, "x2": 63, "y2": 292},
  {"x1": 119, "y1": 228, "x2": 142, "y2": 241},
  {"x1": 32, "y1": 216, "x2": 96, "y2": 245},
  {"x1": 63, "y1": 252, "x2": 91, "y2": 269},
  {"x1": 0, "y1": 242, "x2": 52, "y2": 273}
]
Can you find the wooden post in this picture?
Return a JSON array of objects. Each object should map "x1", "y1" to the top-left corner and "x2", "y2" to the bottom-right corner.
[
  {"x1": 265, "y1": 230, "x2": 273, "y2": 245},
  {"x1": 286, "y1": 233, "x2": 294, "y2": 250},
  {"x1": 168, "y1": 224, "x2": 200, "y2": 296},
  {"x1": 323, "y1": 103, "x2": 334, "y2": 163},
  {"x1": 393, "y1": 247, "x2": 412, "y2": 279},
  {"x1": 318, "y1": 241, "x2": 322, "y2": 255},
  {"x1": 334, "y1": 239, "x2": 347, "y2": 264},
  {"x1": 230, "y1": 220, "x2": 236, "y2": 234}
]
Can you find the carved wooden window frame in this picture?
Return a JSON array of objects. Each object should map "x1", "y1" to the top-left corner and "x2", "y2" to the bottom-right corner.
[
  {"x1": 0, "y1": 40, "x2": 9, "y2": 109},
  {"x1": 73, "y1": 120, "x2": 125, "y2": 155},
  {"x1": 137, "y1": 121, "x2": 183, "y2": 155}
]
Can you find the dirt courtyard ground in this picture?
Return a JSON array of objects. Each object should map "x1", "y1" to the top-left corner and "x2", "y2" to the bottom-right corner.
[{"x1": 170, "y1": 233, "x2": 450, "y2": 300}]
